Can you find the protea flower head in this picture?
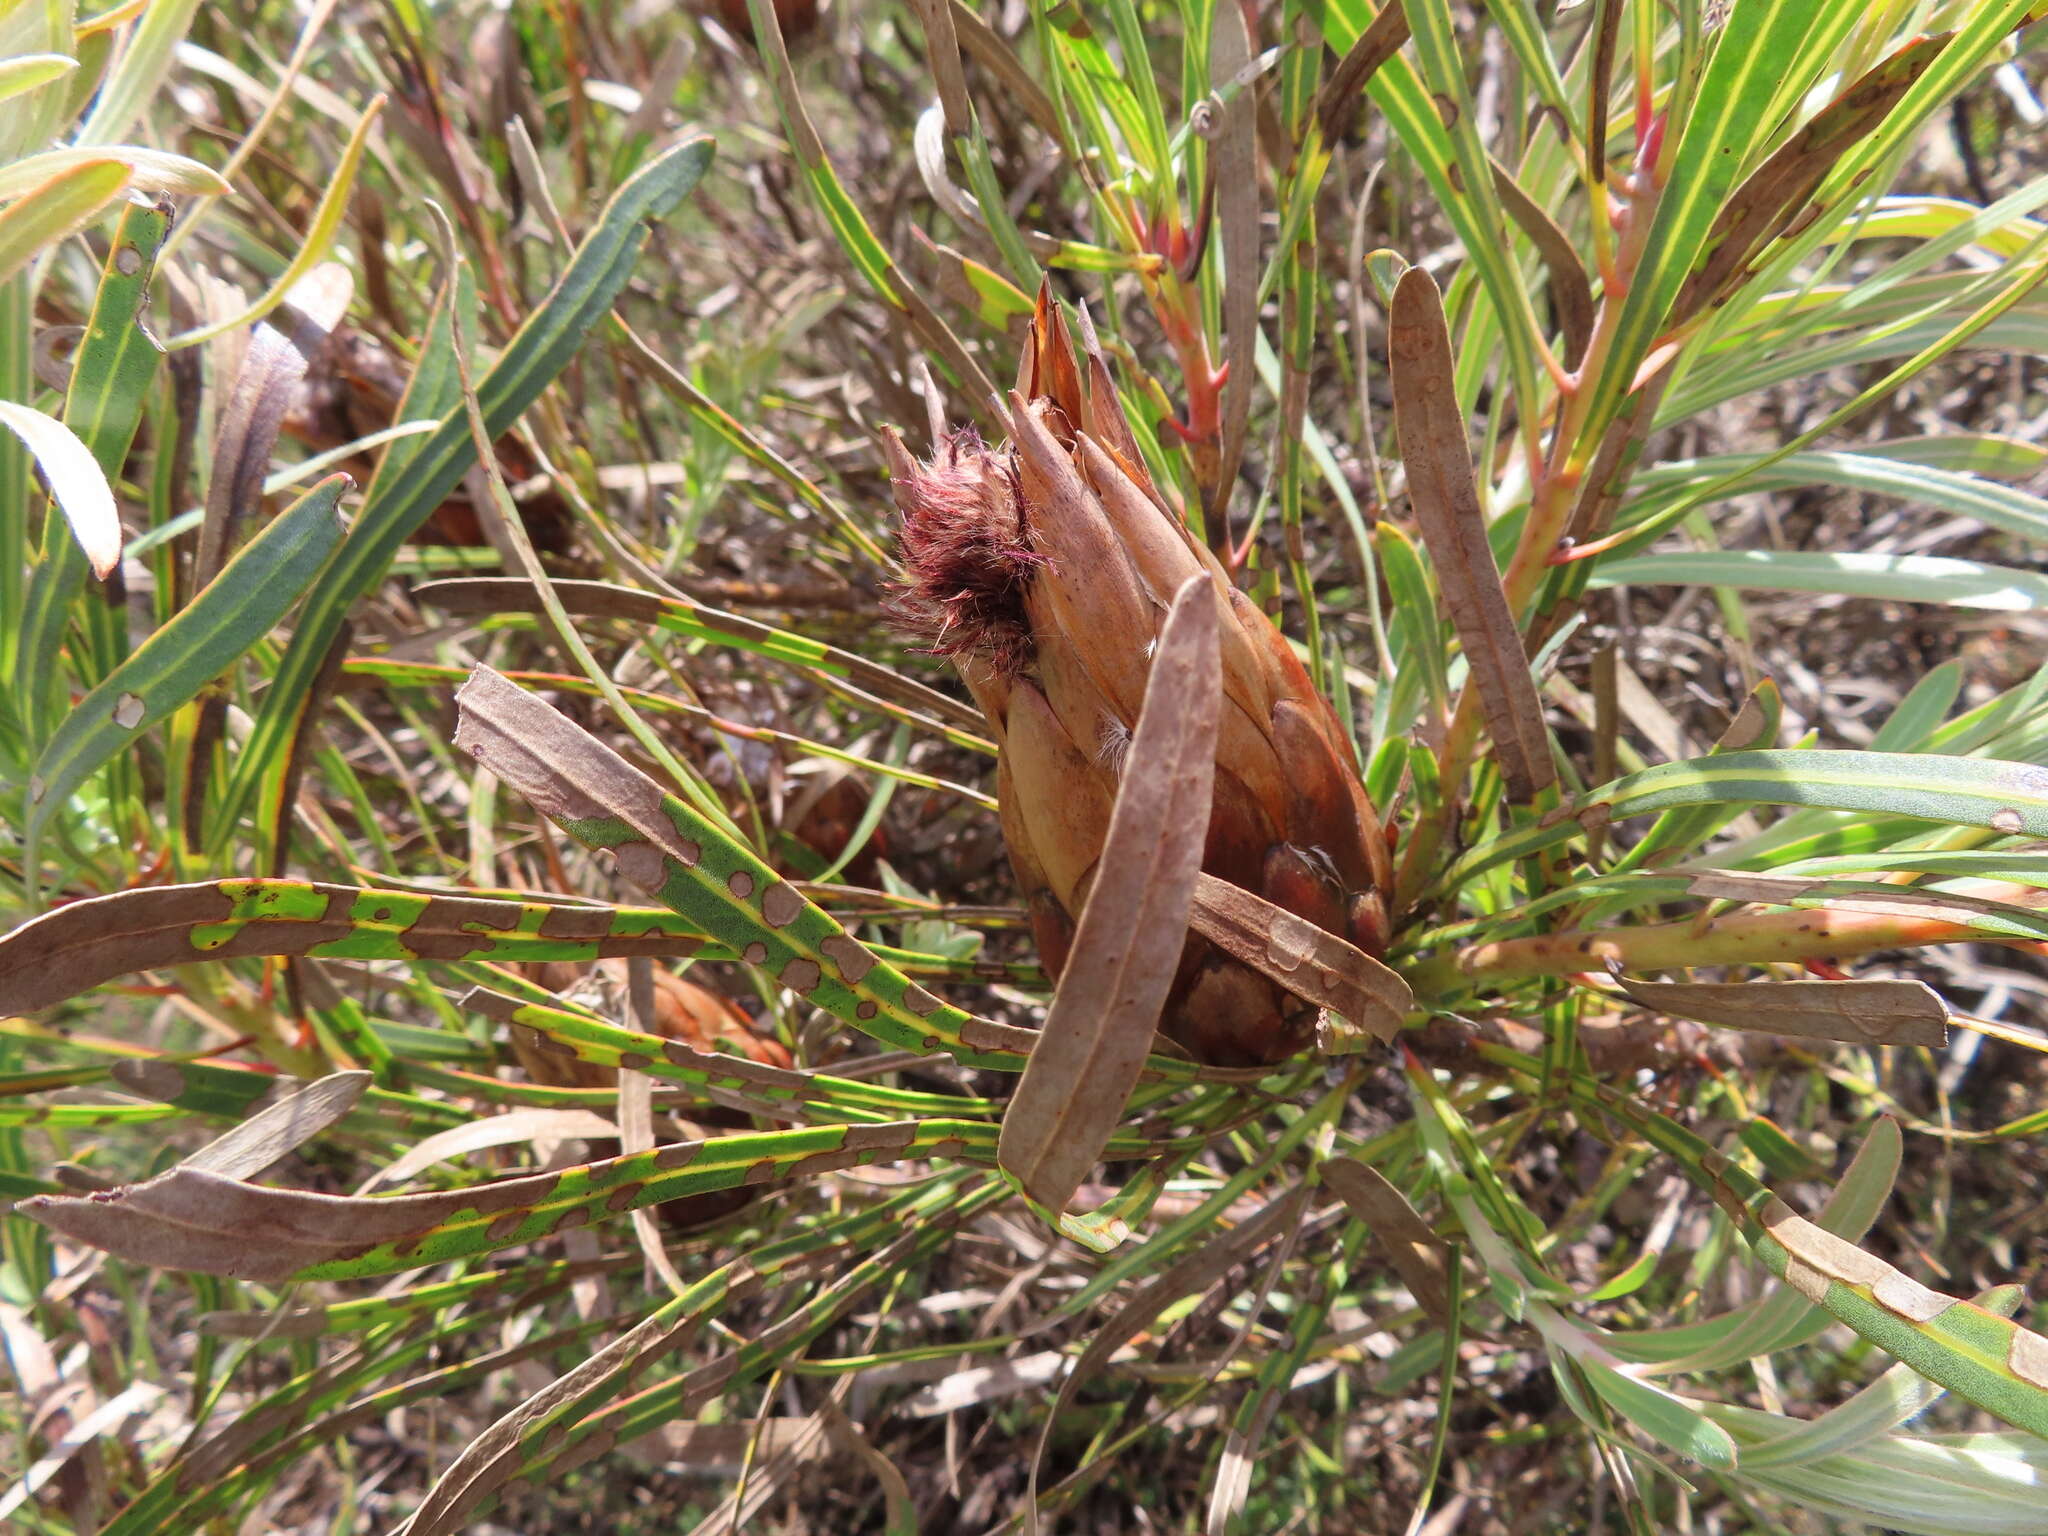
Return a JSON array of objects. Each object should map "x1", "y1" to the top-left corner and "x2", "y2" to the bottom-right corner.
[{"x1": 883, "y1": 288, "x2": 1394, "y2": 1066}]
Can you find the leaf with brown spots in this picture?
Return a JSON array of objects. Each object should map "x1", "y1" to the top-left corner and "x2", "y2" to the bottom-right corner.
[
  {"x1": 998, "y1": 576, "x2": 1220, "y2": 1212},
  {"x1": 452, "y1": 664, "x2": 1049, "y2": 1072},
  {"x1": 1668, "y1": 33, "x2": 1948, "y2": 329},
  {"x1": 19, "y1": 1117, "x2": 994, "y2": 1282},
  {"x1": 0, "y1": 878, "x2": 716, "y2": 1015}
]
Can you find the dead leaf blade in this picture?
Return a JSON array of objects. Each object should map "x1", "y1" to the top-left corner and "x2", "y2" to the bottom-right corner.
[
  {"x1": 1616, "y1": 977, "x2": 1950, "y2": 1047},
  {"x1": 1389, "y1": 267, "x2": 1554, "y2": 799},
  {"x1": 998, "y1": 575, "x2": 1220, "y2": 1211},
  {"x1": 1189, "y1": 874, "x2": 1410, "y2": 1043},
  {"x1": 183, "y1": 1070, "x2": 371, "y2": 1181},
  {"x1": 1320, "y1": 1155, "x2": 1453, "y2": 1325}
]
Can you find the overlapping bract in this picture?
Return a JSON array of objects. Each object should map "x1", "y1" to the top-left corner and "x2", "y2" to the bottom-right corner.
[{"x1": 886, "y1": 293, "x2": 1392, "y2": 1064}]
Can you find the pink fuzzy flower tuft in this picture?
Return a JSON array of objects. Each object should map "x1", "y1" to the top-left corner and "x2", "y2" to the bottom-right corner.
[{"x1": 885, "y1": 428, "x2": 1046, "y2": 675}]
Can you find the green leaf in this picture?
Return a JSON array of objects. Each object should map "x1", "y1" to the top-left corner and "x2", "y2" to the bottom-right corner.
[
  {"x1": 0, "y1": 157, "x2": 128, "y2": 286},
  {"x1": 1592, "y1": 550, "x2": 2048, "y2": 611},
  {"x1": 1578, "y1": 1358, "x2": 1739, "y2": 1469},
  {"x1": 23, "y1": 475, "x2": 349, "y2": 892},
  {"x1": 211, "y1": 135, "x2": 714, "y2": 844},
  {"x1": 1447, "y1": 748, "x2": 2048, "y2": 887},
  {"x1": 1578, "y1": 0, "x2": 1824, "y2": 447},
  {"x1": 17, "y1": 195, "x2": 169, "y2": 740}
]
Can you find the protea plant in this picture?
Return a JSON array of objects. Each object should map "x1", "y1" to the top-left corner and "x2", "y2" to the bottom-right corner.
[{"x1": 884, "y1": 291, "x2": 1394, "y2": 1065}]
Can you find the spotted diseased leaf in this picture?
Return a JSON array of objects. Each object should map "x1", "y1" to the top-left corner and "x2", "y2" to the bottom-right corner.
[
  {"x1": 19, "y1": 1118, "x2": 992, "y2": 1282},
  {"x1": 1669, "y1": 33, "x2": 1947, "y2": 328},
  {"x1": 452, "y1": 664, "x2": 1050, "y2": 1074},
  {"x1": 1603, "y1": 1094, "x2": 2048, "y2": 1439},
  {"x1": 0, "y1": 878, "x2": 715, "y2": 1015},
  {"x1": 998, "y1": 575, "x2": 1219, "y2": 1213}
]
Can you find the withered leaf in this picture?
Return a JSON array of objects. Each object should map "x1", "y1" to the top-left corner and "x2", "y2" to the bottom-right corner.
[
  {"x1": 1320, "y1": 1155, "x2": 1453, "y2": 1326},
  {"x1": 1389, "y1": 267, "x2": 1555, "y2": 800},
  {"x1": 1189, "y1": 874, "x2": 1410, "y2": 1044},
  {"x1": 998, "y1": 575, "x2": 1219, "y2": 1212},
  {"x1": 1490, "y1": 158, "x2": 1595, "y2": 368},
  {"x1": 1616, "y1": 976, "x2": 1950, "y2": 1048},
  {"x1": 183, "y1": 1070, "x2": 370, "y2": 1181}
]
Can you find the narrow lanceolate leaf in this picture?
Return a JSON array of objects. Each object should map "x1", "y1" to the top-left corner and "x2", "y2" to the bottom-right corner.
[
  {"x1": 1206, "y1": 0, "x2": 1257, "y2": 525},
  {"x1": 1389, "y1": 267, "x2": 1554, "y2": 800},
  {"x1": 0, "y1": 158, "x2": 129, "y2": 284},
  {"x1": 999, "y1": 576, "x2": 1219, "y2": 1213},
  {"x1": 23, "y1": 474, "x2": 349, "y2": 881},
  {"x1": 1320, "y1": 1155, "x2": 1453, "y2": 1325},
  {"x1": 216, "y1": 136, "x2": 714, "y2": 842},
  {"x1": 180, "y1": 1072, "x2": 370, "y2": 1180},
  {"x1": 1668, "y1": 33, "x2": 1947, "y2": 328},
  {"x1": 418, "y1": 576, "x2": 987, "y2": 740},
  {"x1": 0, "y1": 53, "x2": 74, "y2": 105},
  {"x1": 743, "y1": 0, "x2": 995, "y2": 408},
  {"x1": 1446, "y1": 749, "x2": 2048, "y2": 886},
  {"x1": 17, "y1": 1118, "x2": 997, "y2": 1282},
  {"x1": 0, "y1": 879, "x2": 706, "y2": 1015},
  {"x1": 452, "y1": 666, "x2": 1049, "y2": 1074},
  {"x1": 169, "y1": 96, "x2": 384, "y2": 349},
  {"x1": 1614, "y1": 978, "x2": 1951, "y2": 1048},
  {"x1": 1592, "y1": 549, "x2": 2048, "y2": 612},
  {"x1": 0, "y1": 399, "x2": 119, "y2": 576},
  {"x1": 1602, "y1": 1095, "x2": 2048, "y2": 1439},
  {"x1": 1575, "y1": 0, "x2": 1822, "y2": 443},
  {"x1": 18, "y1": 195, "x2": 170, "y2": 734},
  {"x1": 1188, "y1": 875, "x2": 1410, "y2": 1045}
]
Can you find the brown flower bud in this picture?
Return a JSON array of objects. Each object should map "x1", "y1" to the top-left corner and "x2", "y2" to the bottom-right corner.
[{"x1": 886, "y1": 288, "x2": 1392, "y2": 1064}]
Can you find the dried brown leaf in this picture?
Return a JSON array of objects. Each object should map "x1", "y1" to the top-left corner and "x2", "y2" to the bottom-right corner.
[
  {"x1": 192, "y1": 262, "x2": 353, "y2": 587},
  {"x1": 1616, "y1": 977, "x2": 1950, "y2": 1047},
  {"x1": 908, "y1": 0, "x2": 971, "y2": 137},
  {"x1": 1389, "y1": 267, "x2": 1554, "y2": 800},
  {"x1": 944, "y1": 0, "x2": 1064, "y2": 146},
  {"x1": 1587, "y1": 0, "x2": 1622, "y2": 178},
  {"x1": 1315, "y1": 1, "x2": 1411, "y2": 142},
  {"x1": 1189, "y1": 874, "x2": 1410, "y2": 1044},
  {"x1": 182, "y1": 1070, "x2": 369, "y2": 1181},
  {"x1": 998, "y1": 575, "x2": 1220, "y2": 1212},
  {"x1": 1319, "y1": 1155, "x2": 1453, "y2": 1325},
  {"x1": 1490, "y1": 158, "x2": 1594, "y2": 368}
]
